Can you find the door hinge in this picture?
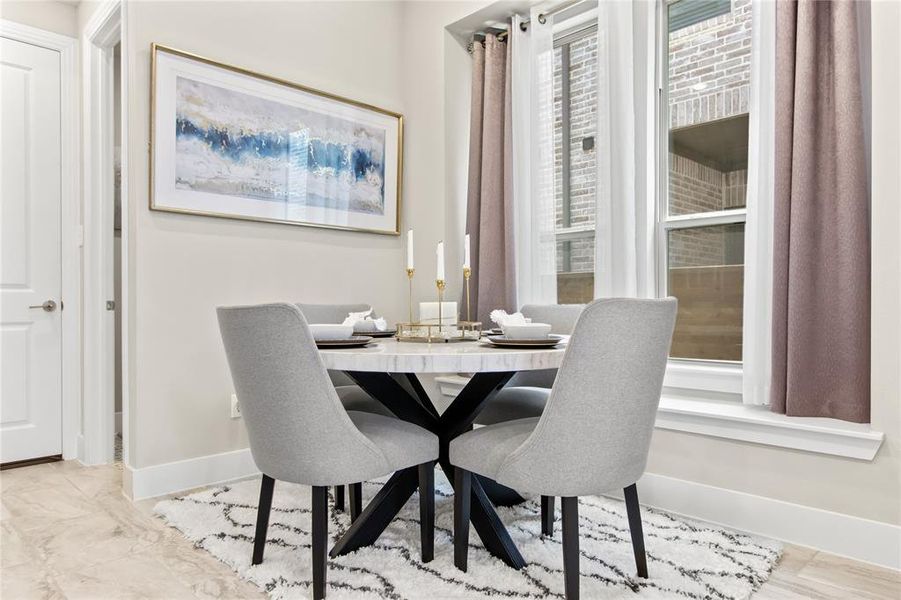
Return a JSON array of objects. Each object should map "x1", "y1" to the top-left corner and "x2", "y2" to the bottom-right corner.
[{"x1": 106, "y1": 300, "x2": 115, "y2": 311}]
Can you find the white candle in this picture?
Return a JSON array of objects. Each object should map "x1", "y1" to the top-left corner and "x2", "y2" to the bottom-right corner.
[
  {"x1": 436, "y1": 241, "x2": 445, "y2": 282},
  {"x1": 463, "y1": 234, "x2": 471, "y2": 270},
  {"x1": 406, "y1": 229, "x2": 414, "y2": 270}
]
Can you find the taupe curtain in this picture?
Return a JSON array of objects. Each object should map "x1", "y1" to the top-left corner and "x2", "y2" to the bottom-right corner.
[
  {"x1": 465, "y1": 34, "x2": 516, "y2": 325},
  {"x1": 771, "y1": 0, "x2": 870, "y2": 422}
]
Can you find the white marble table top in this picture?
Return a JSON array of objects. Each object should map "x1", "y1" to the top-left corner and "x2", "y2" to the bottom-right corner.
[{"x1": 318, "y1": 337, "x2": 567, "y2": 373}]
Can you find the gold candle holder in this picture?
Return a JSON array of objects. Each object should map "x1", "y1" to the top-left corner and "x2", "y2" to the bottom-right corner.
[
  {"x1": 457, "y1": 267, "x2": 482, "y2": 341},
  {"x1": 462, "y1": 267, "x2": 472, "y2": 322},
  {"x1": 396, "y1": 274, "x2": 477, "y2": 343},
  {"x1": 436, "y1": 279, "x2": 446, "y2": 339},
  {"x1": 406, "y1": 267, "x2": 415, "y2": 324}
]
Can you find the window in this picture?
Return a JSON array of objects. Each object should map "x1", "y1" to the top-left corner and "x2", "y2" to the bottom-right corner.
[
  {"x1": 553, "y1": 24, "x2": 598, "y2": 305},
  {"x1": 661, "y1": 0, "x2": 751, "y2": 362}
]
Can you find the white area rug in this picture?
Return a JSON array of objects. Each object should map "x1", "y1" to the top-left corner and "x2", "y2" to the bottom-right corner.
[{"x1": 155, "y1": 475, "x2": 781, "y2": 599}]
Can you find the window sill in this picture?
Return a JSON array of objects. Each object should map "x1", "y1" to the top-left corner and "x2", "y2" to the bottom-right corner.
[
  {"x1": 434, "y1": 375, "x2": 884, "y2": 461},
  {"x1": 656, "y1": 397, "x2": 883, "y2": 460}
]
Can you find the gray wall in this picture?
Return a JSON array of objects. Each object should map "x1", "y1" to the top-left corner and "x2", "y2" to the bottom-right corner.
[
  {"x1": 0, "y1": 0, "x2": 77, "y2": 37},
  {"x1": 123, "y1": 1, "x2": 480, "y2": 468},
  {"x1": 126, "y1": 1, "x2": 408, "y2": 467}
]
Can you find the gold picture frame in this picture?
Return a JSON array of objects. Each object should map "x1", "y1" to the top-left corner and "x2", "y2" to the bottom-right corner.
[{"x1": 149, "y1": 43, "x2": 403, "y2": 235}]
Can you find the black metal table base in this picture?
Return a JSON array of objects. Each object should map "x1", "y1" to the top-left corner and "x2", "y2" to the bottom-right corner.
[{"x1": 329, "y1": 371, "x2": 526, "y2": 569}]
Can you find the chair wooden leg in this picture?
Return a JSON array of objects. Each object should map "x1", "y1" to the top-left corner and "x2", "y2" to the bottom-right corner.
[
  {"x1": 334, "y1": 485, "x2": 344, "y2": 512},
  {"x1": 348, "y1": 482, "x2": 362, "y2": 523},
  {"x1": 418, "y1": 462, "x2": 435, "y2": 563},
  {"x1": 623, "y1": 484, "x2": 648, "y2": 578},
  {"x1": 561, "y1": 496, "x2": 580, "y2": 600},
  {"x1": 252, "y1": 475, "x2": 275, "y2": 565},
  {"x1": 453, "y1": 468, "x2": 472, "y2": 572},
  {"x1": 541, "y1": 495, "x2": 555, "y2": 536},
  {"x1": 311, "y1": 485, "x2": 328, "y2": 600}
]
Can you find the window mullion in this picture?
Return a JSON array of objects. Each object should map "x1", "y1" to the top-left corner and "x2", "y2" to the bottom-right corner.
[
  {"x1": 663, "y1": 208, "x2": 747, "y2": 230},
  {"x1": 560, "y1": 43, "x2": 572, "y2": 273}
]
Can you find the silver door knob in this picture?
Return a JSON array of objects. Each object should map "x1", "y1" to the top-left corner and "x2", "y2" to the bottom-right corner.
[{"x1": 28, "y1": 300, "x2": 57, "y2": 312}]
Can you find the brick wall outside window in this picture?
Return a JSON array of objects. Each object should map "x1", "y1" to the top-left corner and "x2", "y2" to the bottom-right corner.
[
  {"x1": 668, "y1": 0, "x2": 752, "y2": 129},
  {"x1": 554, "y1": 34, "x2": 598, "y2": 276}
]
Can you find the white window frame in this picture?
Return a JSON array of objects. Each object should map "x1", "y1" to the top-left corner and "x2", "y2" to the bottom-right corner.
[{"x1": 655, "y1": 0, "x2": 745, "y2": 400}]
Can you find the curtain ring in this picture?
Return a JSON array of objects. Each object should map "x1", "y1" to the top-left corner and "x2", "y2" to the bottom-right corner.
[{"x1": 538, "y1": 13, "x2": 547, "y2": 24}]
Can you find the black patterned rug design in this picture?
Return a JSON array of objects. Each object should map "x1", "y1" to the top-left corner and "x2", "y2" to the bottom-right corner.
[{"x1": 155, "y1": 475, "x2": 781, "y2": 599}]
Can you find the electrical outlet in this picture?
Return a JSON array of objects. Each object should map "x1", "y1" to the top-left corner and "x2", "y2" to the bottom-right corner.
[{"x1": 230, "y1": 393, "x2": 241, "y2": 419}]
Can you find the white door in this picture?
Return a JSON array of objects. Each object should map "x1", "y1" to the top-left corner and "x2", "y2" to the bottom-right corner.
[{"x1": 1, "y1": 37, "x2": 63, "y2": 463}]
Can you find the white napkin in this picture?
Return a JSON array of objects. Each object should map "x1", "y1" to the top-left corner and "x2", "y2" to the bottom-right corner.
[
  {"x1": 489, "y1": 309, "x2": 528, "y2": 328},
  {"x1": 342, "y1": 308, "x2": 388, "y2": 332}
]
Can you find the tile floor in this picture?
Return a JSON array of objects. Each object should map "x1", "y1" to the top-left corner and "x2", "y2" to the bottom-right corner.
[{"x1": 1, "y1": 460, "x2": 898, "y2": 600}]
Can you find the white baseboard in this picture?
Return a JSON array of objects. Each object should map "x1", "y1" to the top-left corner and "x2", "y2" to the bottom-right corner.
[
  {"x1": 125, "y1": 448, "x2": 259, "y2": 501},
  {"x1": 632, "y1": 472, "x2": 901, "y2": 571},
  {"x1": 121, "y1": 445, "x2": 900, "y2": 570}
]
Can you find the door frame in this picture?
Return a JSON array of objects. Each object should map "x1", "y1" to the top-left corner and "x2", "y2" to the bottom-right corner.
[
  {"x1": 82, "y1": 0, "x2": 127, "y2": 465},
  {"x1": 0, "y1": 20, "x2": 80, "y2": 460}
]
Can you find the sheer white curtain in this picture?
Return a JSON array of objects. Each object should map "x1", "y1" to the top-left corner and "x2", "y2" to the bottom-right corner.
[
  {"x1": 594, "y1": 0, "x2": 656, "y2": 299},
  {"x1": 742, "y1": 0, "x2": 776, "y2": 406},
  {"x1": 512, "y1": 9, "x2": 557, "y2": 307}
]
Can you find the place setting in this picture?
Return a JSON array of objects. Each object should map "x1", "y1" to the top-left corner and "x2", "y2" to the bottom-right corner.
[
  {"x1": 481, "y1": 309, "x2": 567, "y2": 349},
  {"x1": 310, "y1": 309, "x2": 394, "y2": 349}
]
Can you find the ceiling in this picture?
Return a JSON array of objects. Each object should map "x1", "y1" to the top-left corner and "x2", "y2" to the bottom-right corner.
[{"x1": 671, "y1": 113, "x2": 749, "y2": 172}]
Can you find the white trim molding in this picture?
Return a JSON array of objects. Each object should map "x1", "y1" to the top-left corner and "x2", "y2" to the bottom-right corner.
[
  {"x1": 434, "y1": 375, "x2": 884, "y2": 460},
  {"x1": 655, "y1": 396, "x2": 884, "y2": 460},
  {"x1": 81, "y1": 0, "x2": 123, "y2": 465},
  {"x1": 629, "y1": 473, "x2": 901, "y2": 571},
  {"x1": 436, "y1": 375, "x2": 471, "y2": 398},
  {"x1": 124, "y1": 449, "x2": 260, "y2": 501},
  {"x1": 664, "y1": 359, "x2": 743, "y2": 396},
  {"x1": 0, "y1": 19, "x2": 81, "y2": 460},
  {"x1": 742, "y1": 0, "x2": 777, "y2": 408}
]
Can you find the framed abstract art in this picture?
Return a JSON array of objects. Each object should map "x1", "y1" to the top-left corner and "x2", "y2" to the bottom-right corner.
[{"x1": 150, "y1": 44, "x2": 403, "y2": 235}]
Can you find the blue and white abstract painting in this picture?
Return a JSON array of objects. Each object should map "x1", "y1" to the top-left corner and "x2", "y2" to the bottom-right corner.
[{"x1": 174, "y1": 76, "x2": 387, "y2": 215}]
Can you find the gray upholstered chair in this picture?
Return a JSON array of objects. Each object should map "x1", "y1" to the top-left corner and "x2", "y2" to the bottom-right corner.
[
  {"x1": 450, "y1": 298, "x2": 677, "y2": 599},
  {"x1": 218, "y1": 303, "x2": 439, "y2": 600},
  {"x1": 474, "y1": 303, "x2": 584, "y2": 426},
  {"x1": 296, "y1": 302, "x2": 394, "y2": 516}
]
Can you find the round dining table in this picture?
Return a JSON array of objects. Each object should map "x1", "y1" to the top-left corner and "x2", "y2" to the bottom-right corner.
[{"x1": 319, "y1": 337, "x2": 566, "y2": 569}]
